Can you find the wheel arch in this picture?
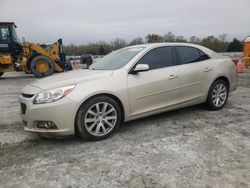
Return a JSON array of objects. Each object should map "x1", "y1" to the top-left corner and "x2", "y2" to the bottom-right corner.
[
  {"x1": 205, "y1": 75, "x2": 230, "y2": 110},
  {"x1": 213, "y1": 76, "x2": 230, "y2": 90},
  {"x1": 206, "y1": 75, "x2": 230, "y2": 101},
  {"x1": 74, "y1": 93, "x2": 125, "y2": 134}
]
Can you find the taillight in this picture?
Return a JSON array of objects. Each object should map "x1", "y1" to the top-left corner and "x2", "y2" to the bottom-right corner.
[
  {"x1": 236, "y1": 59, "x2": 244, "y2": 73},
  {"x1": 231, "y1": 58, "x2": 238, "y2": 66}
]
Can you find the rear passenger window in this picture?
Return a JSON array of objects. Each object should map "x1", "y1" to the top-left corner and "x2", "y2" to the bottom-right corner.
[
  {"x1": 199, "y1": 50, "x2": 210, "y2": 61},
  {"x1": 137, "y1": 47, "x2": 175, "y2": 70},
  {"x1": 176, "y1": 46, "x2": 209, "y2": 64}
]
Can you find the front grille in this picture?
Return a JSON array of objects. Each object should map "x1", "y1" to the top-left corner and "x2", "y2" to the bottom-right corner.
[
  {"x1": 21, "y1": 93, "x2": 34, "y2": 98},
  {"x1": 20, "y1": 103, "x2": 26, "y2": 114}
]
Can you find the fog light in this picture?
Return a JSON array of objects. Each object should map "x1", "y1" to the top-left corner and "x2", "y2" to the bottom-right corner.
[{"x1": 36, "y1": 121, "x2": 57, "y2": 129}]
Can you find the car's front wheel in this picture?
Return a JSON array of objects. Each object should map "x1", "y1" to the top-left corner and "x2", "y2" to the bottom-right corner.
[
  {"x1": 206, "y1": 79, "x2": 229, "y2": 110},
  {"x1": 75, "y1": 96, "x2": 122, "y2": 140}
]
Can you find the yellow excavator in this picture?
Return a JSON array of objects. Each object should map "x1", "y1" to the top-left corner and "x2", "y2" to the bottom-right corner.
[{"x1": 0, "y1": 22, "x2": 71, "y2": 78}]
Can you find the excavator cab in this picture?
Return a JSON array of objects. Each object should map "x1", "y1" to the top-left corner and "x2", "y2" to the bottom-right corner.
[{"x1": 0, "y1": 22, "x2": 22, "y2": 56}]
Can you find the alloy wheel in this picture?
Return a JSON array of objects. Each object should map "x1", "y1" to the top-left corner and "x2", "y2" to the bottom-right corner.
[
  {"x1": 212, "y1": 83, "x2": 227, "y2": 107},
  {"x1": 84, "y1": 102, "x2": 117, "y2": 137}
]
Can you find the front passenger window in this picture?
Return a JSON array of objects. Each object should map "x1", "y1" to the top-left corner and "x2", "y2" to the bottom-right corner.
[{"x1": 137, "y1": 46, "x2": 174, "y2": 70}]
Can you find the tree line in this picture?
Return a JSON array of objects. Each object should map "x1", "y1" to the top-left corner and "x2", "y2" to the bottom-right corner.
[{"x1": 63, "y1": 32, "x2": 243, "y2": 55}]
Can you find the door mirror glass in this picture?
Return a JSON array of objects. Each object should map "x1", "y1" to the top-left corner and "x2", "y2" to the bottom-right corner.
[{"x1": 132, "y1": 64, "x2": 149, "y2": 74}]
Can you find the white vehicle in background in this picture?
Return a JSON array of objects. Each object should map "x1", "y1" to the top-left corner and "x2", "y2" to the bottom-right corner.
[{"x1": 19, "y1": 43, "x2": 237, "y2": 140}]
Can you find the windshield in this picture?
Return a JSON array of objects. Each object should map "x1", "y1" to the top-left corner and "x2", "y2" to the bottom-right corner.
[
  {"x1": 89, "y1": 47, "x2": 144, "y2": 70},
  {"x1": 0, "y1": 26, "x2": 10, "y2": 41}
]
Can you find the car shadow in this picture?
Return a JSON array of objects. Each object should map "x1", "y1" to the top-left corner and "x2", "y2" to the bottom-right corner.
[
  {"x1": 30, "y1": 103, "x2": 207, "y2": 146},
  {"x1": 124, "y1": 104, "x2": 205, "y2": 124}
]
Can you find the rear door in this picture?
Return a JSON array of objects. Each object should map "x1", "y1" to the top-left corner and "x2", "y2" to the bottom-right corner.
[
  {"x1": 127, "y1": 46, "x2": 180, "y2": 116},
  {"x1": 176, "y1": 46, "x2": 212, "y2": 103}
]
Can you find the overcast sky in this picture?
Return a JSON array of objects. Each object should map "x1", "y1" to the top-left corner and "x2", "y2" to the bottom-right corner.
[{"x1": 1, "y1": 0, "x2": 249, "y2": 45}]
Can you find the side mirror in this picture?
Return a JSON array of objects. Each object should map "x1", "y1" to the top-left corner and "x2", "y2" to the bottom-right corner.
[{"x1": 131, "y1": 64, "x2": 149, "y2": 74}]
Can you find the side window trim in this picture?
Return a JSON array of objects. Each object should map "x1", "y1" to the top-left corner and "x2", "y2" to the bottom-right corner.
[
  {"x1": 173, "y1": 46, "x2": 181, "y2": 65},
  {"x1": 128, "y1": 46, "x2": 177, "y2": 73},
  {"x1": 198, "y1": 49, "x2": 210, "y2": 61}
]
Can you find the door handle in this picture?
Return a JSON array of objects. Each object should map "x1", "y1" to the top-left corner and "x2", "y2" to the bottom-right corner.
[
  {"x1": 204, "y1": 67, "x2": 212, "y2": 72},
  {"x1": 168, "y1": 75, "x2": 178, "y2": 80}
]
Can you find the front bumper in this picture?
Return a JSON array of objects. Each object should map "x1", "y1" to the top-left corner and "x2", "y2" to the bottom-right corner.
[{"x1": 19, "y1": 94, "x2": 79, "y2": 136}]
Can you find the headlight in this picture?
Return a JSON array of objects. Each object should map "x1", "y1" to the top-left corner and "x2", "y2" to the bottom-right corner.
[{"x1": 34, "y1": 85, "x2": 75, "y2": 104}]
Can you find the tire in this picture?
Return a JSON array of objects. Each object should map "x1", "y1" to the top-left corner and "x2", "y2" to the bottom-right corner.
[
  {"x1": 0, "y1": 72, "x2": 4, "y2": 77},
  {"x1": 206, "y1": 79, "x2": 229, "y2": 110},
  {"x1": 76, "y1": 96, "x2": 122, "y2": 141},
  {"x1": 30, "y1": 55, "x2": 55, "y2": 78},
  {"x1": 25, "y1": 69, "x2": 32, "y2": 74}
]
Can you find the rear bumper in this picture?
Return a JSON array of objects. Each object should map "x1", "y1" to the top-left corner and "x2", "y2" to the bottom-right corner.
[
  {"x1": 230, "y1": 81, "x2": 237, "y2": 92},
  {"x1": 229, "y1": 69, "x2": 238, "y2": 93},
  {"x1": 19, "y1": 95, "x2": 79, "y2": 136}
]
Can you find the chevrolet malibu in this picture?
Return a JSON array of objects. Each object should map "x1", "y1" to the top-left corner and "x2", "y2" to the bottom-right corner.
[{"x1": 19, "y1": 43, "x2": 237, "y2": 140}]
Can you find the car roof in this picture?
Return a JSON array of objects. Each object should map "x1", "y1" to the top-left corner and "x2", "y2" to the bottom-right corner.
[{"x1": 129, "y1": 42, "x2": 218, "y2": 58}]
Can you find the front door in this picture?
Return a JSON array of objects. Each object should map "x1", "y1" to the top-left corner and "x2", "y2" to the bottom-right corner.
[{"x1": 127, "y1": 46, "x2": 180, "y2": 116}]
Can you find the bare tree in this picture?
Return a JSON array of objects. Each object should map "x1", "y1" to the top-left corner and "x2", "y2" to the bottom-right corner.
[
  {"x1": 175, "y1": 36, "x2": 187, "y2": 42},
  {"x1": 111, "y1": 38, "x2": 127, "y2": 50},
  {"x1": 164, "y1": 32, "x2": 175, "y2": 42},
  {"x1": 219, "y1": 33, "x2": 227, "y2": 52},
  {"x1": 129, "y1": 37, "x2": 144, "y2": 45},
  {"x1": 146, "y1": 34, "x2": 164, "y2": 43},
  {"x1": 219, "y1": 33, "x2": 227, "y2": 42},
  {"x1": 189, "y1": 36, "x2": 201, "y2": 44}
]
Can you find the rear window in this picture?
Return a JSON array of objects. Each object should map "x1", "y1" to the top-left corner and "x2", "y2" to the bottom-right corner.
[{"x1": 176, "y1": 46, "x2": 209, "y2": 64}]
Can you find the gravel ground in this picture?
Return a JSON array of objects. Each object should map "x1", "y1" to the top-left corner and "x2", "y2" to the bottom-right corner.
[{"x1": 0, "y1": 72, "x2": 250, "y2": 188}]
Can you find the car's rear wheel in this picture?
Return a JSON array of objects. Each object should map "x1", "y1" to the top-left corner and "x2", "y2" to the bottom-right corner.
[
  {"x1": 76, "y1": 96, "x2": 122, "y2": 141},
  {"x1": 0, "y1": 72, "x2": 4, "y2": 77},
  {"x1": 206, "y1": 79, "x2": 229, "y2": 110}
]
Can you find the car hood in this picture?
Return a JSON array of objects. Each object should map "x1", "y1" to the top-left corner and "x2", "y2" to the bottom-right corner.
[{"x1": 29, "y1": 69, "x2": 113, "y2": 91}]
